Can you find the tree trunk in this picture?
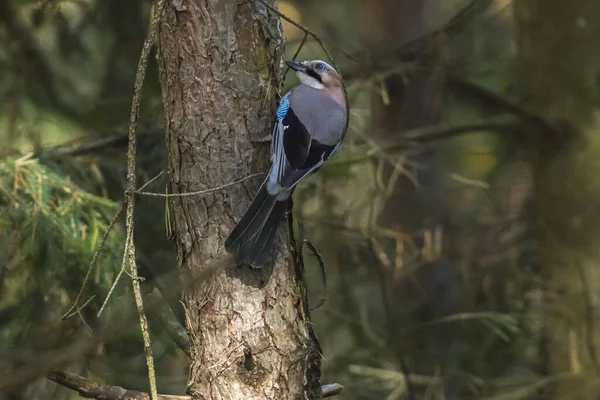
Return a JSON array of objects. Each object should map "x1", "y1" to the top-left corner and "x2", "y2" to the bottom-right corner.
[
  {"x1": 157, "y1": 1, "x2": 321, "y2": 399},
  {"x1": 514, "y1": 1, "x2": 600, "y2": 398}
]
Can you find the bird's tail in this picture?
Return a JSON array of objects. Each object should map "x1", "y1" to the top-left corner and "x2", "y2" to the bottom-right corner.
[{"x1": 225, "y1": 183, "x2": 288, "y2": 267}]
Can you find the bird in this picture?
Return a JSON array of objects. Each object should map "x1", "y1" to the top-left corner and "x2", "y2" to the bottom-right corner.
[{"x1": 225, "y1": 59, "x2": 347, "y2": 267}]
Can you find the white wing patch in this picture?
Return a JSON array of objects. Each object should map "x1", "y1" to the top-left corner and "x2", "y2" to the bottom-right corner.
[{"x1": 267, "y1": 120, "x2": 288, "y2": 196}]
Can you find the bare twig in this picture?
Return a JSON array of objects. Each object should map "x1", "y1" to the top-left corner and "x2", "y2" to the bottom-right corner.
[
  {"x1": 121, "y1": 0, "x2": 166, "y2": 397},
  {"x1": 139, "y1": 171, "x2": 165, "y2": 191},
  {"x1": 343, "y1": 58, "x2": 555, "y2": 137},
  {"x1": 135, "y1": 173, "x2": 265, "y2": 198},
  {"x1": 96, "y1": 240, "x2": 129, "y2": 318},
  {"x1": 367, "y1": 240, "x2": 416, "y2": 400},
  {"x1": 62, "y1": 204, "x2": 125, "y2": 320},
  {"x1": 40, "y1": 128, "x2": 163, "y2": 159},
  {"x1": 348, "y1": 364, "x2": 441, "y2": 385},
  {"x1": 445, "y1": 74, "x2": 556, "y2": 134},
  {"x1": 3, "y1": 256, "x2": 230, "y2": 391},
  {"x1": 62, "y1": 295, "x2": 96, "y2": 321},
  {"x1": 96, "y1": 175, "x2": 164, "y2": 319},
  {"x1": 3, "y1": 317, "x2": 134, "y2": 391},
  {"x1": 44, "y1": 134, "x2": 127, "y2": 158},
  {"x1": 400, "y1": 117, "x2": 519, "y2": 143},
  {"x1": 323, "y1": 118, "x2": 519, "y2": 169},
  {"x1": 304, "y1": 240, "x2": 327, "y2": 311},
  {"x1": 284, "y1": 32, "x2": 308, "y2": 76},
  {"x1": 148, "y1": 288, "x2": 190, "y2": 357},
  {"x1": 47, "y1": 371, "x2": 190, "y2": 400},
  {"x1": 398, "y1": 0, "x2": 492, "y2": 57},
  {"x1": 286, "y1": 198, "x2": 300, "y2": 266}
]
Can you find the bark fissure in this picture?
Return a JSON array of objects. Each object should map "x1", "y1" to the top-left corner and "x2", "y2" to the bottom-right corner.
[{"x1": 157, "y1": 1, "x2": 321, "y2": 398}]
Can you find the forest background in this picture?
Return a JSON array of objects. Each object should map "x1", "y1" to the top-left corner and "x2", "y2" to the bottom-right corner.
[{"x1": 1, "y1": 0, "x2": 599, "y2": 399}]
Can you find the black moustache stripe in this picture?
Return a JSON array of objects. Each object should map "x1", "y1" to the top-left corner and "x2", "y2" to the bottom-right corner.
[{"x1": 306, "y1": 69, "x2": 323, "y2": 83}]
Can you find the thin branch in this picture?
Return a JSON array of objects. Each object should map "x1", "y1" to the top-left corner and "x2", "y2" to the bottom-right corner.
[
  {"x1": 304, "y1": 240, "x2": 327, "y2": 311},
  {"x1": 44, "y1": 134, "x2": 127, "y2": 158},
  {"x1": 96, "y1": 243, "x2": 128, "y2": 318},
  {"x1": 286, "y1": 36, "x2": 362, "y2": 65},
  {"x1": 139, "y1": 171, "x2": 165, "y2": 191},
  {"x1": 367, "y1": 240, "x2": 416, "y2": 400},
  {"x1": 95, "y1": 175, "x2": 163, "y2": 319},
  {"x1": 397, "y1": 0, "x2": 493, "y2": 57},
  {"x1": 40, "y1": 129, "x2": 163, "y2": 159},
  {"x1": 135, "y1": 172, "x2": 265, "y2": 197},
  {"x1": 342, "y1": 0, "x2": 494, "y2": 79},
  {"x1": 62, "y1": 204, "x2": 125, "y2": 320},
  {"x1": 62, "y1": 295, "x2": 96, "y2": 321},
  {"x1": 288, "y1": 197, "x2": 305, "y2": 280},
  {"x1": 3, "y1": 256, "x2": 230, "y2": 391},
  {"x1": 348, "y1": 365, "x2": 441, "y2": 385},
  {"x1": 343, "y1": 57, "x2": 555, "y2": 136},
  {"x1": 286, "y1": 198, "x2": 300, "y2": 267},
  {"x1": 445, "y1": 74, "x2": 556, "y2": 134},
  {"x1": 348, "y1": 62, "x2": 553, "y2": 134},
  {"x1": 401, "y1": 117, "x2": 519, "y2": 142},
  {"x1": 47, "y1": 371, "x2": 190, "y2": 400},
  {"x1": 284, "y1": 32, "x2": 308, "y2": 77},
  {"x1": 122, "y1": 0, "x2": 165, "y2": 398},
  {"x1": 324, "y1": 120, "x2": 517, "y2": 169},
  {"x1": 148, "y1": 288, "x2": 190, "y2": 357},
  {"x1": 3, "y1": 318, "x2": 133, "y2": 391}
]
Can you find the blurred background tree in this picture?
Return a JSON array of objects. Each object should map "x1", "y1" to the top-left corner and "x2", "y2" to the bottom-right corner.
[{"x1": 1, "y1": 0, "x2": 598, "y2": 399}]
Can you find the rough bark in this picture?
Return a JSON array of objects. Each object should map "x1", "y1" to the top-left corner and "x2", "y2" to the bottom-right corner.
[
  {"x1": 514, "y1": 1, "x2": 600, "y2": 398},
  {"x1": 157, "y1": 1, "x2": 321, "y2": 399}
]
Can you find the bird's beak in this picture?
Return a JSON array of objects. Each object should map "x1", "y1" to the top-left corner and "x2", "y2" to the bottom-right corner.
[{"x1": 285, "y1": 60, "x2": 307, "y2": 72}]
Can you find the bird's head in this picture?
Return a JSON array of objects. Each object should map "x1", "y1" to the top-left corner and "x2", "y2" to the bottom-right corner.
[{"x1": 285, "y1": 59, "x2": 341, "y2": 90}]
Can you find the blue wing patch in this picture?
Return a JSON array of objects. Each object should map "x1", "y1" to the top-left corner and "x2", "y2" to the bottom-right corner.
[{"x1": 276, "y1": 92, "x2": 291, "y2": 121}]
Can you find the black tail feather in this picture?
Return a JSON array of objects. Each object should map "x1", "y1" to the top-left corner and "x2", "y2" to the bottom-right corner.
[
  {"x1": 239, "y1": 200, "x2": 288, "y2": 266},
  {"x1": 225, "y1": 184, "x2": 287, "y2": 266}
]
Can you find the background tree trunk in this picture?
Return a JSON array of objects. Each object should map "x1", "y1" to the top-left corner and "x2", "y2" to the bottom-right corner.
[
  {"x1": 157, "y1": 1, "x2": 321, "y2": 399},
  {"x1": 515, "y1": 1, "x2": 600, "y2": 398}
]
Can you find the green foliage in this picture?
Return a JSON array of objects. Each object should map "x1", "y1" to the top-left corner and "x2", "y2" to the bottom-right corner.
[{"x1": 0, "y1": 154, "x2": 123, "y2": 344}]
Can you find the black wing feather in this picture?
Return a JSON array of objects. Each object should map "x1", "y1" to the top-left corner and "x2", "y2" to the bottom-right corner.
[
  {"x1": 282, "y1": 107, "x2": 312, "y2": 170},
  {"x1": 280, "y1": 106, "x2": 337, "y2": 184}
]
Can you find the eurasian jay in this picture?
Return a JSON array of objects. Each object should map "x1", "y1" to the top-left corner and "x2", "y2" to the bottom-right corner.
[{"x1": 225, "y1": 59, "x2": 346, "y2": 267}]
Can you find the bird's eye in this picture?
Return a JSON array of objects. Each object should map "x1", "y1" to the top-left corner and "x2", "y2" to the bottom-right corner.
[{"x1": 314, "y1": 62, "x2": 325, "y2": 71}]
